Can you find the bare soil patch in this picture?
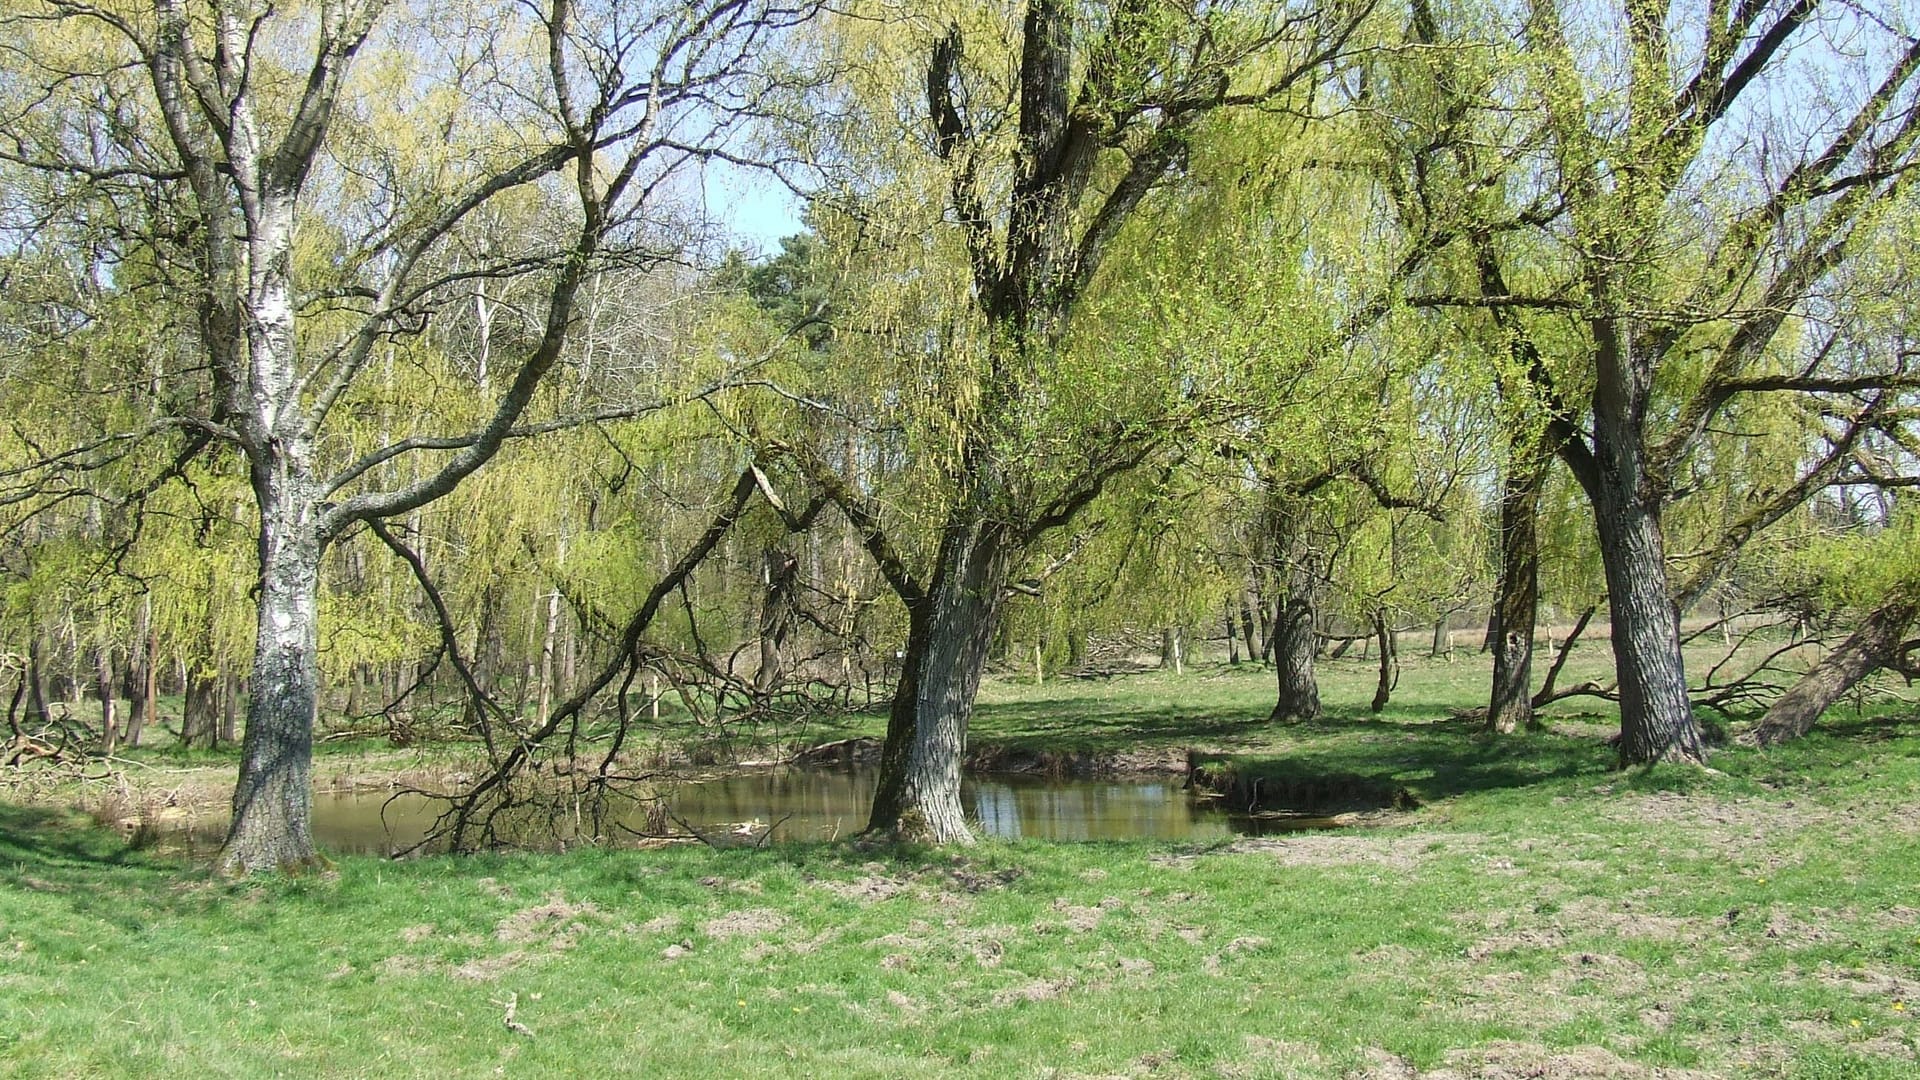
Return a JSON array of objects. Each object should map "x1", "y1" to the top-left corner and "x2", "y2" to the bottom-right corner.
[
  {"x1": 1350, "y1": 1041, "x2": 1712, "y2": 1080},
  {"x1": 702, "y1": 907, "x2": 789, "y2": 940}
]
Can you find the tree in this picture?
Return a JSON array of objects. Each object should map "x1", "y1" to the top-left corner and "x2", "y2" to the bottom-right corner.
[
  {"x1": 1398, "y1": 0, "x2": 1920, "y2": 762},
  {"x1": 774, "y1": 0, "x2": 1372, "y2": 840},
  {"x1": 1, "y1": 0, "x2": 816, "y2": 871}
]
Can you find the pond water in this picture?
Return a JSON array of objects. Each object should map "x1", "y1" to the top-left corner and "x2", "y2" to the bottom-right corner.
[{"x1": 159, "y1": 767, "x2": 1343, "y2": 855}]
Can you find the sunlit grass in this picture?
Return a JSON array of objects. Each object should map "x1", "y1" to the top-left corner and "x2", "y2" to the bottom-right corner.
[{"x1": 4, "y1": 647, "x2": 1916, "y2": 1077}]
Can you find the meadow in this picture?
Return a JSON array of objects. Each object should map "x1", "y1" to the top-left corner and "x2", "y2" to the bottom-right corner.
[{"x1": 2, "y1": 647, "x2": 1916, "y2": 1078}]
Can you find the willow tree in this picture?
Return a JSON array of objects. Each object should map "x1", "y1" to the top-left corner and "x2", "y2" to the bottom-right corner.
[
  {"x1": 775, "y1": 0, "x2": 1372, "y2": 841},
  {"x1": 1396, "y1": 0, "x2": 1920, "y2": 762},
  {"x1": 1, "y1": 0, "x2": 815, "y2": 872}
]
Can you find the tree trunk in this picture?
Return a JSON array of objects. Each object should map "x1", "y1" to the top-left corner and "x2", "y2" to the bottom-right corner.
[
  {"x1": 1488, "y1": 458, "x2": 1545, "y2": 734},
  {"x1": 1159, "y1": 627, "x2": 1183, "y2": 673},
  {"x1": 755, "y1": 548, "x2": 797, "y2": 693},
  {"x1": 122, "y1": 604, "x2": 158, "y2": 748},
  {"x1": 220, "y1": 675, "x2": 241, "y2": 747},
  {"x1": 1224, "y1": 602, "x2": 1240, "y2": 665},
  {"x1": 1369, "y1": 611, "x2": 1395, "y2": 714},
  {"x1": 94, "y1": 644, "x2": 119, "y2": 754},
  {"x1": 1593, "y1": 475, "x2": 1704, "y2": 765},
  {"x1": 1270, "y1": 583, "x2": 1320, "y2": 722},
  {"x1": 1238, "y1": 592, "x2": 1260, "y2": 661},
  {"x1": 219, "y1": 459, "x2": 325, "y2": 875},
  {"x1": 866, "y1": 517, "x2": 1012, "y2": 844},
  {"x1": 23, "y1": 632, "x2": 50, "y2": 726},
  {"x1": 1748, "y1": 595, "x2": 1918, "y2": 747},
  {"x1": 184, "y1": 665, "x2": 220, "y2": 749}
]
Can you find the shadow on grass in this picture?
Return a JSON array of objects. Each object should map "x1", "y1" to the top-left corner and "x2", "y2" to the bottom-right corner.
[
  {"x1": 0, "y1": 803, "x2": 189, "y2": 912},
  {"x1": 969, "y1": 692, "x2": 1611, "y2": 805}
]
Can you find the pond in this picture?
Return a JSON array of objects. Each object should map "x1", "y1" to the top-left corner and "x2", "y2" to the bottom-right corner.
[{"x1": 156, "y1": 766, "x2": 1345, "y2": 855}]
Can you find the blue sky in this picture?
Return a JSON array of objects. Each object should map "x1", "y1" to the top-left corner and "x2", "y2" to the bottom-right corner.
[{"x1": 704, "y1": 161, "x2": 807, "y2": 254}]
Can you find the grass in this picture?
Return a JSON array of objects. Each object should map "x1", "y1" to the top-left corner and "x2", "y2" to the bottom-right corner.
[{"x1": 3, "y1": 644, "x2": 1918, "y2": 1077}]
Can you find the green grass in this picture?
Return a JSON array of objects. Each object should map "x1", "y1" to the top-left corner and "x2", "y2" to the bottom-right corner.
[{"x1": 4, "y1": 648, "x2": 1918, "y2": 1077}]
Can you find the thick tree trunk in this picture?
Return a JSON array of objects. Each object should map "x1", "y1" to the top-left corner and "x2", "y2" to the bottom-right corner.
[
  {"x1": 122, "y1": 605, "x2": 157, "y2": 748},
  {"x1": 1488, "y1": 459, "x2": 1544, "y2": 734},
  {"x1": 183, "y1": 666, "x2": 220, "y2": 748},
  {"x1": 219, "y1": 675, "x2": 241, "y2": 747},
  {"x1": 1238, "y1": 592, "x2": 1260, "y2": 661},
  {"x1": 1159, "y1": 627, "x2": 1183, "y2": 673},
  {"x1": 1594, "y1": 481, "x2": 1704, "y2": 765},
  {"x1": 1271, "y1": 584, "x2": 1320, "y2": 721},
  {"x1": 1267, "y1": 505, "x2": 1320, "y2": 722},
  {"x1": 755, "y1": 549, "x2": 797, "y2": 693},
  {"x1": 1748, "y1": 595, "x2": 1918, "y2": 747},
  {"x1": 219, "y1": 461, "x2": 325, "y2": 875},
  {"x1": 866, "y1": 517, "x2": 1012, "y2": 844}
]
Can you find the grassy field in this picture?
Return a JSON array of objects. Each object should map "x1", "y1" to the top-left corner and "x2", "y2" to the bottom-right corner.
[{"x1": 3, "y1": 646, "x2": 1918, "y2": 1078}]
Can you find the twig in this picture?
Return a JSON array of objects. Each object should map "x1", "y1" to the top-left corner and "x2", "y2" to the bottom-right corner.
[{"x1": 493, "y1": 992, "x2": 534, "y2": 1038}]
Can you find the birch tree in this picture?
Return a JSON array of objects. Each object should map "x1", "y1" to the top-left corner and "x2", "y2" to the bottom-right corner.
[{"x1": 1, "y1": 0, "x2": 816, "y2": 872}]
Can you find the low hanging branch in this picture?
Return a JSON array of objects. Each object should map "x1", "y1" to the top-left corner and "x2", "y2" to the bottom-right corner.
[{"x1": 392, "y1": 466, "x2": 763, "y2": 854}]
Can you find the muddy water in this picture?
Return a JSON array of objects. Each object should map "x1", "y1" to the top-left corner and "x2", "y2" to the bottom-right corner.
[{"x1": 160, "y1": 767, "x2": 1338, "y2": 855}]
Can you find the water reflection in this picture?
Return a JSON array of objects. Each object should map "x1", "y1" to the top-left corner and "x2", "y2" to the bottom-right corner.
[{"x1": 163, "y1": 766, "x2": 1339, "y2": 855}]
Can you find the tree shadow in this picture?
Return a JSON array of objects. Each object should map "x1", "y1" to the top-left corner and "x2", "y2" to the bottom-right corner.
[
  {"x1": 967, "y1": 690, "x2": 1615, "y2": 806},
  {"x1": 0, "y1": 803, "x2": 197, "y2": 919}
]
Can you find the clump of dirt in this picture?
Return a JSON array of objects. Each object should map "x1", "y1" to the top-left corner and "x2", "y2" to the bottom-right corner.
[
  {"x1": 1465, "y1": 927, "x2": 1567, "y2": 960},
  {"x1": 814, "y1": 874, "x2": 912, "y2": 903},
  {"x1": 496, "y1": 892, "x2": 600, "y2": 946},
  {"x1": 948, "y1": 864, "x2": 1025, "y2": 894},
  {"x1": 375, "y1": 954, "x2": 443, "y2": 978},
  {"x1": 397, "y1": 923, "x2": 436, "y2": 944},
  {"x1": 702, "y1": 907, "x2": 788, "y2": 940},
  {"x1": 990, "y1": 976, "x2": 1074, "y2": 1006},
  {"x1": 1817, "y1": 962, "x2": 1920, "y2": 1000},
  {"x1": 1049, "y1": 899, "x2": 1106, "y2": 934},
  {"x1": 1219, "y1": 1036, "x2": 1325, "y2": 1079},
  {"x1": 1218, "y1": 833, "x2": 1481, "y2": 871},
  {"x1": 453, "y1": 951, "x2": 528, "y2": 982},
  {"x1": 1554, "y1": 897, "x2": 1699, "y2": 943}
]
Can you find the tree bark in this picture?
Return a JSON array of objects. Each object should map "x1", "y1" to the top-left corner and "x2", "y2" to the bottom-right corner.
[
  {"x1": 94, "y1": 645, "x2": 119, "y2": 754},
  {"x1": 866, "y1": 515, "x2": 1012, "y2": 844},
  {"x1": 184, "y1": 665, "x2": 220, "y2": 749},
  {"x1": 1748, "y1": 595, "x2": 1918, "y2": 747},
  {"x1": 1238, "y1": 592, "x2": 1260, "y2": 661},
  {"x1": 220, "y1": 453, "x2": 325, "y2": 875},
  {"x1": 1224, "y1": 602, "x2": 1240, "y2": 665},
  {"x1": 754, "y1": 548, "x2": 798, "y2": 693},
  {"x1": 1369, "y1": 611, "x2": 1395, "y2": 714},
  {"x1": 1267, "y1": 504, "x2": 1320, "y2": 722},
  {"x1": 23, "y1": 632, "x2": 50, "y2": 726},
  {"x1": 1593, "y1": 470, "x2": 1704, "y2": 765},
  {"x1": 1488, "y1": 457, "x2": 1545, "y2": 734},
  {"x1": 1159, "y1": 627, "x2": 1183, "y2": 673}
]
